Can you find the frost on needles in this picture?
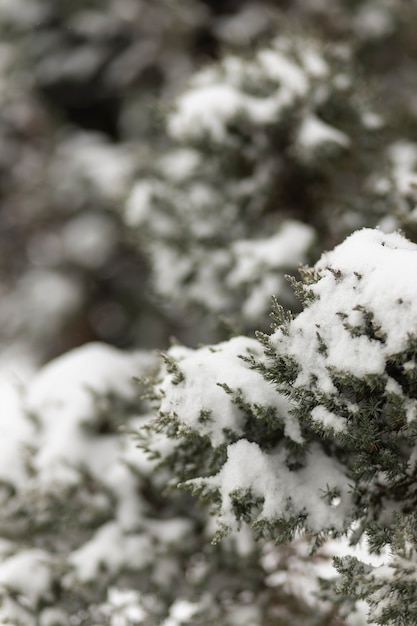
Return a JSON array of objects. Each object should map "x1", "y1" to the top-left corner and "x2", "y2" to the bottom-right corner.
[{"x1": 149, "y1": 228, "x2": 417, "y2": 623}]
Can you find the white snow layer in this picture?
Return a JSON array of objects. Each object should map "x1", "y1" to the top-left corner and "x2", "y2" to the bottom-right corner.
[
  {"x1": 51, "y1": 132, "x2": 135, "y2": 202},
  {"x1": 0, "y1": 342, "x2": 194, "y2": 613},
  {"x1": 228, "y1": 220, "x2": 315, "y2": 319},
  {"x1": 157, "y1": 336, "x2": 297, "y2": 447},
  {"x1": 157, "y1": 228, "x2": 417, "y2": 536},
  {"x1": 296, "y1": 114, "x2": 350, "y2": 150},
  {"x1": 205, "y1": 440, "x2": 351, "y2": 533},
  {"x1": 157, "y1": 332, "x2": 352, "y2": 533},
  {"x1": 0, "y1": 549, "x2": 53, "y2": 603},
  {"x1": 168, "y1": 38, "x2": 330, "y2": 144},
  {"x1": 0, "y1": 348, "x2": 36, "y2": 486},
  {"x1": 23, "y1": 342, "x2": 156, "y2": 488},
  {"x1": 269, "y1": 228, "x2": 417, "y2": 432},
  {"x1": 68, "y1": 522, "x2": 152, "y2": 582}
]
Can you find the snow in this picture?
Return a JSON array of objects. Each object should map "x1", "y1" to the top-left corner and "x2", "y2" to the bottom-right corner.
[
  {"x1": 345, "y1": 602, "x2": 373, "y2": 626},
  {"x1": 0, "y1": 341, "x2": 203, "y2": 619},
  {"x1": 297, "y1": 114, "x2": 350, "y2": 150},
  {"x1": 61, "y1": 212, "x2": 118, "y2": 268},
  {"x1": 168, "y1": 39, "x2": 330, "y2": 144},
  {"x1": 146, "y1": 518, "x2": 194, "y2": 545},
  {"x1": 51, "y1": 133, "x2": 135, "y2": 202},
  {"x1": 361, "y1": 111, "x2": 384, "y2": 130},
  {"x1": 161, "y1": 599, "x2": 198, "y2": 626},
  {"x1": 39, "y1": 608, "x2": 68, "y2": 626},
  {"x1": 202, "y1": 440, "x2": 351, "y2": 533},
  {"x1": 149, "y1": 245, "x2": 231, "y2": 314},
  {"x1": 261, "y1": 537, "x2": 342, "y2": 616},
  {"x1": 0, "y1": 349, "x2": 36, "y2": 486},
  {"x1": 23, "y1": 343, "x2": 157, "y2": 489},
  {"x1": 0, "y1": 0, "x2": 44, "y2": 24},
  {"x1": 353, "y1": 5, "x2": 394, "y2": 39},
  {"x1": 257, "y1": 48, "x2": 308, "y2": 94},
  {"x1": 1, "y1": 269, "x2": 83, "y2": 339},
  {"x1": 125, "y1": 180, "x2": 157, "y2": 228},
  {"x1": 169, "y1": 83, "x2": 247, "y2": 142},
  {"x1": 214, "y1": 3, "x2": 274, "y2": 46},
  {"x1": 68, "y1": 522, "x2": 152, "y2": 582},
  {"x1": 0, "y1": 549, "x2": 52, "y2": 603},
  {"x1": 228, "y1": 221, "x2": 315, "y2": 319},
  {"x1": 156, "y1": 227, "x2": 417, "y2": 538},
  {"x1": 157, "y1": 336, "x2": 297, "y2": 447},
  {"x1": 159, "y1": 149, "x2": 201, "y2": 182},
  {"x1": 100, "y1": 588, "x2": 146, "y2": 626},
  {"x1": 311, "y1": 406, "x2": 347, "y2": 433},
  {"x1": 271, "y1": 228, "x2": 417, "y2": 409},
  {"x1": 128, "y1": 33, "x2": 371, "y2": 326},
  {"x1": 168, "y1": 81, "x2": 298, "y2": 143},
  {"x1": 301, "y1": 47, "x2": 329, "y2": 78},
  {"x1": 389, "y1": 141, "x2": 417, "y2": 206},
  {"x1": 229, "y1": 221, "x2": 314, "y2": 285}
]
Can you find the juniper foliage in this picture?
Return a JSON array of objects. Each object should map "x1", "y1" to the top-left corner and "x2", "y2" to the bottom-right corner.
[{"x1": 2, "y1": 2, "x2": 417, "y2": 625}]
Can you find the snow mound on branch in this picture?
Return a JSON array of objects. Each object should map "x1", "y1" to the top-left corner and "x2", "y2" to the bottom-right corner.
[
  {"x1": 0, "y1": 549, "x2": 53, "y2": 603},
  {"x1": 157, "y1": 336, "x2": 297, "y2": 447},
  {"x1": 272, "y1": 228, "x2": 417, "y2": 402},
  {"x1": 24, "y1": 342, "x2": 156, "y2": 487},
  {"x1": 205, "y1": 440, "x2": 351, "y2": 533},
  {"x1": 168, "y1": 39, "x2": 326, "y2": 143},
  {"x1": 155, "y1": 333, "x2": 352, "y2": 534}
]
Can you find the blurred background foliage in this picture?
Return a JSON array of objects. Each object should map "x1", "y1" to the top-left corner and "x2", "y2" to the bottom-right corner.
[{"x1": 0, "y1": 0, "x2": 415, "y2": 365}]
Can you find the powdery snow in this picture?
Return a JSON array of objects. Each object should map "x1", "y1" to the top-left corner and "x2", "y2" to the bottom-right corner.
[
  {"x1": 0, "y1": 549, "x2": 53, "y2": 603},
  {"x1": 297, "y1": 114, "x2": 350, "y2": 150},
  {"x1": 200, "y1": 440, "x2": 351, "y2": 534},
  {"x1": 271, "y1": 228, "x2": 417, "y2": 412},
  {"x1": 157, "y1": 336, "x2": 298, "y2": 447},
  {"x1": 24, "y1": 342, "x2": 155, "y2": 487},
  {"x1": 61, "y1": 212, "x2": 118, "y2": 269},
  {"x1": 168, "y1": 38, "x2": 333, "y2": 145},
  {"x1": 161, "y1": 599, "x2": 199, "y2": 626},
  {"x1": 0, "y1": 349, "x2": 37, "y2": 487},
  {"x1": 51, "y1": 132, "x2": 135, "y2": 202},
  {"x1": 169, "y1": 83, "x2": 250, "y2": 143},
  {"x1": 228, "y1": 221, "x2": 315, "y2": 319},
  {"x1": 67, "y1": 522, "x2": 152, "y2": 582},
  {"x1": 99, "y1": 588, "x2": 147, "y2": 625},
  {"x1": 228, "y1": 221, "x2": 314, "y2": 285}
]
